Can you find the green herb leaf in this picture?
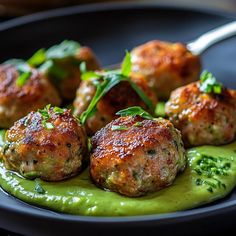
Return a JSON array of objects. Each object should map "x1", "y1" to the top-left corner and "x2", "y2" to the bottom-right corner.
[
  {"x1": 155, "y1": 102, "x2": 166, "y2": 117},
  {"x1": 199, "y1": 70, "x2": 222, "y2": 94},
  {"x1": 111, "y1": 125, "x2": 128, "y2": 131},
  {"x1": 116, "y1": 106, "x2": 153, "y2": 120},
  {"x1": 46, "y1": 40, "x2": 80, "y2": 59},
  {"x1": 81, "y1": 71, "x2": 101, "y2": 81},
  {"x1": 16, "y1": 71, "x2": 32, "y2": 87},
  {"x1": 35, "y1": 180, "x2": 46, "y2": 194},
  {"x1": 121, "y1": 51, "x2": 132, "y2": 77},
  {"x1": 80, "y1": 61, "x2": 87, "y2": 73},
  {"x1": 42, "y1": 120, "x2": 54, "y2": 130},
  {"x1": 80, "y1": 74, "x2": 126, "y2": 124},
  {"x1": 53, "y1": 107, "x2": 65, "y2": 114},
  {"x1": 28, "y1": 48, "x2": 47, "y2": 66}
]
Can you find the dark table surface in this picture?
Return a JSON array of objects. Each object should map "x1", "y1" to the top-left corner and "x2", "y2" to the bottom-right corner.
[{"x1": 0, "y1": 1, "x2": 236, "y2": 235}]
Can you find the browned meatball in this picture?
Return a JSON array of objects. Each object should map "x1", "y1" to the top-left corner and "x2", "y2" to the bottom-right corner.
[
  {"x1": 165, "y1": 82, "x2": 236, "y2": 147},
  {"x1": 90, "y1": 116, "x2": 186, "y2": 197},
  {"x1": 44, "y1": 46, "x2": 100, "y2": 100},
  {"x1": 73, "y1": 75, "x2": 157, "y2": 135},
  {"x1": 131, "y1": 40, "x2": 201, "y2": 100},
  {"x1": 2, "y1": 107, "x2": 88, "y2": 181},
  {"x1": 0, "y1": 64, "x2": 61, "y2": 128}
]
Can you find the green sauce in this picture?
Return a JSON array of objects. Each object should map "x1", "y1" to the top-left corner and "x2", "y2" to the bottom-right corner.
[{"x1": 1, "y1": 142, "x2": 236, "y2": 216}]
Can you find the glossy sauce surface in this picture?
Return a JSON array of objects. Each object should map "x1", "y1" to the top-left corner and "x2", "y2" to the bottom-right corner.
[{"x1": 1, "y1": 141, "x2": 236, "y2": 216}]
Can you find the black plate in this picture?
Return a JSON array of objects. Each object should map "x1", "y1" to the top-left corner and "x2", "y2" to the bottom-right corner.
[{"x1": 0, "y1": 3, "x2": 236, "y2": 236}]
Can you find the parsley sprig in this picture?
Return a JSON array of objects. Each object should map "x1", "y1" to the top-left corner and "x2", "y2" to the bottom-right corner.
[
  {"x1": 4, "y1": 59, "x2": 32, "y2": 87},
  {"x1": 80, "y1": 51, "x2": 154, "y2": 124},
  {"x1": 199, "y1": 70, "x2": 222, "y2": 94}
]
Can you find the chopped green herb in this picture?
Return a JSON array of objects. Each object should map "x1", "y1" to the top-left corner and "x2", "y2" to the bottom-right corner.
[
  {"x1": 121, "y1": 51, "x2": 132, "y2": 77},
  {"x1": 53, "y1": 107, "x2": 65, "y2": 114},
  {"x1": 81, "y1": 71, "x2": 101, "y2": 81},
  {"x1": 80, "y1": 61, "x2": 87, "y2": 73},
  {"x1": 155, "y1": 102, "x2": 166, "y2": 117},
  {"x1": 199, "y1": 70, "x2": 222, "y2": 94},
  {"x1": 116, "y1": 106, "x2": 153, "y2": 120},
  {"x1": 133, "y1": 122, "x2": 142, "y2": 127},
  {"x1": 16, "y1": 71, "x2": 32, "y2": 87},
  {"x1": 42, "y1": 121, "x2": 54, "y2": 130},
  {"x1": 196, "y1": 178, "x2": 203, "y2": 186},
  {"x1": 35, "y1": 180, "x2": 46, "y2": 194},
  {"x1": 28, "y1": 48, "x2": 47, "y2": 66},
  {"x1": 111, "y1": 125, "x2": 128, "y2": 131}
]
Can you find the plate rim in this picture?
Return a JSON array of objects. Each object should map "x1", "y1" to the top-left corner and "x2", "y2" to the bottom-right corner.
[{"x1": 0, "y1": 1, "x2": 236, "y2": 224}]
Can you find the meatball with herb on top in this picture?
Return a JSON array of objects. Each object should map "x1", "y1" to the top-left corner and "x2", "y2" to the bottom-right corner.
[
  {"x1": 30, "y1": 40, "x2": 100, "y2": 101},
  {"x1": 2, "y1": 105, "x2": 88, "y2": 181},
  {"x1": 0, "y1": 62, "x2": 61, "y2": 128},
  {"x1": 73, "y1": 74, "x2": 157, "y2": 136},
  {"x1": 90, "y1": 107, "x2": 186, "y2": 197},
  {"x1": 130, "y1": 40, "x2": 201, "y2": 100},
  {"x1": 165, "y1": 71, "x2": 236, "y2": 147}
]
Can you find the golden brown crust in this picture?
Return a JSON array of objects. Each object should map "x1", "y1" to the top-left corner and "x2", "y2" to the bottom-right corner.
[
  {"x1": 0, "y1": 64, "x2": 61, "y2": 128},
  {"x1": 131, "y1": 40, "x2": 201, "y2": 100},
  {"x1": 90, "y1": 116, "x2": 186, "y2": 197},
  {"x1": 3, "y1": 108, "x2": 88, "y2": 181},
  {"x1": 165, "y1": 82, "x2": 236, "y2": 146}
]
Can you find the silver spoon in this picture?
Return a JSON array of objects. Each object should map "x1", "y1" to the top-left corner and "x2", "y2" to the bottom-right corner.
[{"x1": 106, "y1": 21, "x2": 236, "y2": 69}]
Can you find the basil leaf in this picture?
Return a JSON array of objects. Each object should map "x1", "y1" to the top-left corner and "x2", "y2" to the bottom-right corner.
[
  {"x1": 111, "y1": 125, "x2": 128, "y2": 131},
  {"x1": 16, "y1": 71, "x2": 32, "y2": 87},
  {"x1": 121, "y1": 51, "x2": 132, "y2": 77},
  {"x1": 28, "y1": 48, "x2": 47, "y2": 67},
  {"x1": 200, "y1": 71, "x2": 222, "y2": 94},
  {"x1": 80, "y1": 61, "x2": 87, "y2": 73},
  {"x1": 81, "y1": 71, "x2": 101, "y2": 81},
  {"x1": 116, "y1": 106, "x2": 153, "y2": 120},
  {"x1": 46, "y1": 40, "x2": 80, "y2": 59}
]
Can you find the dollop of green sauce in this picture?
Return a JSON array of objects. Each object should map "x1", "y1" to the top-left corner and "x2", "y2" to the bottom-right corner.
[{"x1": 1, "y1": 141, "x2": 236, "y2": 216}]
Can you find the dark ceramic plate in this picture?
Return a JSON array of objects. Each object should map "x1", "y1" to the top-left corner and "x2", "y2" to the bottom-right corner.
[{"x1": 0, "y1": 3, "x2": 236, "y2": 236}]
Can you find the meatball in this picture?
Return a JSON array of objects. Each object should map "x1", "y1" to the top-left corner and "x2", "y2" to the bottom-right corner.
[
  {"x1": 131, "y1": 40, "x2": 201, "y2": 100},
  {"x1": 2, "y1": 107, "x2": 88, "y2": 181},
  {"x1": 90, "y1": 116, "x2": 186, "y2": 197},
  {"x1": 165, "y1": 82, "x2": 236, "y2": 147},
  {"x1": 44, "y1": 46, "x2": 100, "y2": 100},
  {"x1": 73, "y1": 75, "x2": 157, "y2": 135},
  {"x1": 0, "y1": 64, "x2": 61, "y2": 128}
]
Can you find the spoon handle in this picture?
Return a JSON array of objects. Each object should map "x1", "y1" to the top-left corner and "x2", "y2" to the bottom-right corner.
[{"x1": 187, "y1": 21, "x2": 236, "y2": 55}]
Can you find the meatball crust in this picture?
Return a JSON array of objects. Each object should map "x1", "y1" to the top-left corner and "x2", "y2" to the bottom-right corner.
[
  {"x1": 73, "y1": 75, "x2": 157, "y2": 135},
  {"x1": 165, "y1": 82, "x2": 236, "y2": 147},
  {"x1": 131, "y1": 40, "x2": 201, "y2": 100},
  {"x1": 2, "y1": 108, "x2": 88, "y2": 181},
  {"x1": 47, "y1": 46, "x2": 100, "y2": 100},
  {"x1": 0, "y1": 64, "x2": 61, "y2": 128},
  {"x1": 90, "y1": 116, "x2": 186, "y2": 197}
]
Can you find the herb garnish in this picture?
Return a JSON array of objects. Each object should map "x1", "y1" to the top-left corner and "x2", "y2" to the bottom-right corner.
[
  {"x1": 79, "y1": 52, "x2": 154, "y2": 124},
  {"x1": 111, "y1": 125, "x2": 128, "y2": 131},
  {"x1": 199, "y1": 70, "x2": 222, "y2": 94},
  {"x1": 4, "y1": 59, "x2": 32, "y2": 87},
  {"x1": 155, "y1": 102, "x2": 166, "y2": 117},
  {"x1": 193, "y1": 154, "x2": 231, "y2": 193},
  {"x1": 28, "y1": 40, "x2": 80, "y2": 81},
  {"x1": 35, "y1": 179, "x2": 46, "y2": 194},
  {"x1": 38, "y1": 104, "x2": 54, "y2": 130},
  {"x1": 116, "y1": 106, "x2": 154, "y2": 120}
]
